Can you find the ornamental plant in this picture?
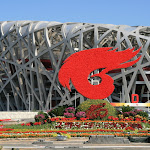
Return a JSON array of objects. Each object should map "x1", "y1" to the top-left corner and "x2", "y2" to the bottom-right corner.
[
  {"x1": 86, "y1": 103, "x2": 108, "y2": 120},
  {"x1": 47, "y1": 105, "x2": 70, "y2": 117},
  {"x1": 65, "y1": 107, "x2": 75, "y2": 114},
  {"x1": 76, "y1": 111, "x2": 86, "y2": 119},
  {"x1": 125, "y1": 126, "x2": 135, "y2": 131},
  {"x1": 64, "y1": 112, "x2": 75, "y2": 118},
  {"x1": 26, "y1": 122, "x2": 33, "y2": 126},
  {"x1": 38, "y1": 111, "x2": 48, "y2": 117},
  {"x1": 34, "y1": 114, "x2": 45, "y2": 122},
  {"x1": 55, "y1": 121, "x2": 143, "y2": 130},
  {"x1": 136, "y1": 110, "x2": 148, "y2": 119},
  {"x1": 34, "y1": 122, "x2": 41, "y2": 125},
  {"x1": 123, "y1": 111, "x2": 137, "y2": 117},
  {"x1": 120, "y1": 106, "x2": 148, "y2": 121},
  {"x1": 108, "y1": 116, "x2": 119, "y2": 121},
  {"x1": 77, "y1": 99, "x2": 117, "y2": 120},
  {"x1": 122, "y1": 105, "x2": 134, "y2": 113}
]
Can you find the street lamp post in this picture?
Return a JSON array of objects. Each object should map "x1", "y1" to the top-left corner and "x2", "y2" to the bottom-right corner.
[
  {"x1": 40, "y1": 101, "x2": 44, "y2": 110},
  {"x1": 118, "y1": 91, "x2": 122, "y2": 102},
  {"x1": 6, "y1": 93, "x2": 10, "y2": 111},
  {"x1": 27, "y1": 93, "x2": 32, "y2": 112},
  {"x1": 49, "y1": 93, "x2": 54, "y2": 110},
  {"x1": 50, "y1": 93, "x2": 51, "y2": 110}
]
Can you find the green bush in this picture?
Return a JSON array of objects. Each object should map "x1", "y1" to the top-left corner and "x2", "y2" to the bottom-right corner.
[
  {"x1": 137, "y1": 111, "x2": 148, "y2": 118},
  {"x1": 121, "y1": 105, "x2": 134, "y2": 112},
  {"x1": 38, "y1": 111, "x2": 48, "y2": 119},
  {"x1": 48, "y1": 105, "x2": 70, "y2": 117},
  {"x1": 77, "y1": 99, "x2": 117, "y2": 120},
  {"x1": 34, "y1": 111, "x2": 48, "y2": 122}
]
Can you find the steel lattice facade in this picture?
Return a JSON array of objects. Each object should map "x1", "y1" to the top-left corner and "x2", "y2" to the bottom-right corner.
[{"x1": 0, "y1": 21, "x2": 150, "y2": 111}]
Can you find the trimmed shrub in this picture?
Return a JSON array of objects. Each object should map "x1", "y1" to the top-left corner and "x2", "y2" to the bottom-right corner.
[
  {"x1": 77, "y1": 99, "x2": 117, "y2": 120},
  {"x1": 34, "y1": 114, "x2": 45, "y2": 122},
  {"x1": 120, "y1": 106, "x2": 148, "y2": 120},
  {"x1": 47, "y1": 105, "x2": 69, "y2": 117},
  {"x1": 64, "y1": 112, "x2": 75, "y2": 118},
  {"x1": 121, "y1": 105, "x2": 134, "y2": 113},
  {"x1": 136, "y1": 110, "x2": 148, "y2": 118},
  {"x1": 123, "y1": 111, "x2": 137, "y2": 117},
  {"x1": 65, "y1": 107, "x2": 75, "y2": 114},
  {"x1": 34, "y1": 111, "x2": 48, "y2": 122},
  {"x1": 86, "y1": 103, "x2": 108, "y2": 120},
  {"x1": 76, "y1": 111, "x2": 86, "y2": 119}
]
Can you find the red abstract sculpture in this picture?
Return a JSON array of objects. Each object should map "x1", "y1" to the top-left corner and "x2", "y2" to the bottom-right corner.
[{"x1": 58, "y1": 47, "x2": 141, "y2": 99}]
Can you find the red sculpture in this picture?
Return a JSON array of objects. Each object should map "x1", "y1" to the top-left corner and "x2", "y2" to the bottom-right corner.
[{"x1": 58, "y1": 47, "x2": 141, "y2": 99}]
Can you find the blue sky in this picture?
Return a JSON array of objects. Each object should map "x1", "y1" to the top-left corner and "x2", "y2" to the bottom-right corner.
[{"x1": 0, "y1": 0, "x2": 150, "y2": 26}]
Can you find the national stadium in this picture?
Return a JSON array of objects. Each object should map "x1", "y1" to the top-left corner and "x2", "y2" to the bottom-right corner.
[{"x1": 0, "y1": 21, "x2": 150, "y2": 111}]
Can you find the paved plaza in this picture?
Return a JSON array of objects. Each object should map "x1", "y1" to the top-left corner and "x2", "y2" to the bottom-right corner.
[{"x1": 0, "y1": 137, "x2": 150, "y2": 150}]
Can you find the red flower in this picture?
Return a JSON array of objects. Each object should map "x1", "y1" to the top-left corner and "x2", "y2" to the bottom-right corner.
[
  {"x1": 26, "y1": 123, "x2": 31, "y2": 126},
  {"x1": 142, "y1": 120, "x2": 147, "y2": 123},
  {"x1": 67, "y1": 117, "x2": 76, "y2": 121},
  {"x1": 34, "y1": 122, "x2": 41, "y2": 125},
  {"x1": 0, "y1": 128, "x2": 13, "y2": 131},
  {"x1": 80, "y1": 118, "x2": 89, "y2": 121},
  {"x1": 55, "y1": 118, "x2": 59, "y2": 121},
  {"x1": 135, "y1": 118, "x2": 141, "y2": 121},
  {"x1": 21, "y1": 123, "x2": 25, "y2": 126},
  {"x1": 51, "y1": 118, "x2": 56, "y2": 121},
  {"x1": 125, "y1": 126, "x2": 135, "y2": 131},
  {"x1": 108, "y1": 116, "x2": 113, "y2": 120},
  {"x1": 112, "y1": 117, "x2": 119, "y2": 121},
  {"x1": 129, "y1": 118, "x2": 133, "y2": 121}
]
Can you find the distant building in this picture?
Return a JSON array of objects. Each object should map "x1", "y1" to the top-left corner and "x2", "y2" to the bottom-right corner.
[{"x1": 0, "y1": 21, "x2": 150, "y2": 110}]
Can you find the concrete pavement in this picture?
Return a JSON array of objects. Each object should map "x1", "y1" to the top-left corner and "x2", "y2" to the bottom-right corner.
[{"x1": 1, "y1": 137, "x2": 150, "y2": 150}]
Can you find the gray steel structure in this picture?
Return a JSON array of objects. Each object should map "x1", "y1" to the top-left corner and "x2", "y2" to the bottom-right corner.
[{"x1": 0, "y1": 21, "x2": 150, "y2": 111}]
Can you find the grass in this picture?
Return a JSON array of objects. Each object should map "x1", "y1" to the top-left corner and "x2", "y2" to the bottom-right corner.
[
  {"x1": 3, "y1": 122, "x2": 54, "y2": 130},
  {"x1": 142, "y1": 122, "x2": 150, "y2": 128}
]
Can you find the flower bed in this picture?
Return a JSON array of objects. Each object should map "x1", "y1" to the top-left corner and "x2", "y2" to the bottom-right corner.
[
  {"x1": 0, "y1": 104, "x2": 149, "y2": 138},
  {"x1": 0, "y1": 128, "x2": 14, "y2": 131},
  {"x1": 0, "y1": 120, "x2": 148, "y2": 138},
  {"x1": 0, "y1": 128, "x2": 149, "y2": 138},
  {"x1": 0, "y1": 119, "x2": 11, "y2": 122},
  {"x1": 54, "y1": 121, "x2": 143, "y2": 130}
]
